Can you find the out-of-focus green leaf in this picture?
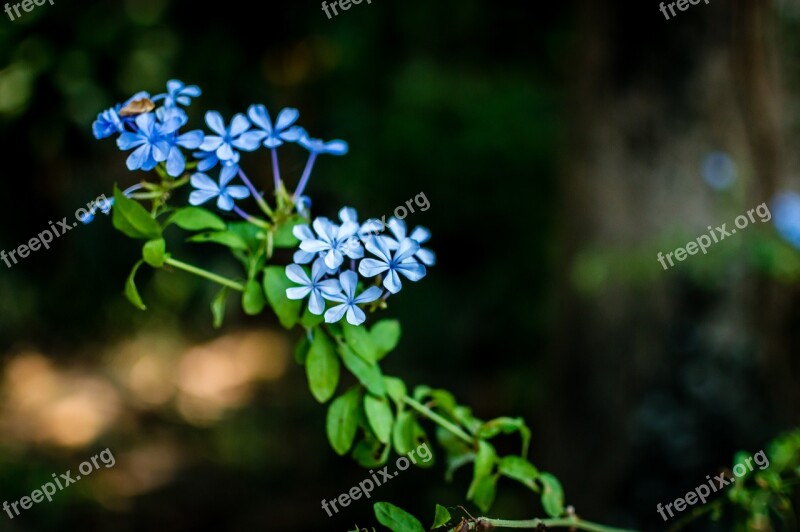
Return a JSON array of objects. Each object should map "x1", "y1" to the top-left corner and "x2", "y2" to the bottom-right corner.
[
  {"x1": 374, "y1": 502, "x2": 424, "y2": 532},
  {"x1": 326, "y1": 386, "x2": 361, "y2": 456},
  {"x1": 307, "y1": 331, "x2": 340, "y2": 403}
]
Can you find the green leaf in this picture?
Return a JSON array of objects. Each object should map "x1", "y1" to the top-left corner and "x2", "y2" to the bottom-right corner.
[
  {"x1": 142, "y1": 238, "x2": 166, "y2": 268},
  {"x1": 469, "y1": 474, "x2": 498, "y2": 512},
  {"x1": 352, "y1": 436, "x2": 390, "y2": 468},
  {"x1": 242, "y1": 278, "x2": 266, "y2": 315},
  {"x1": 364, "y1": 394, "x2": 394, "y2": 444},
  {"x1": 112, "y1": 186, "x2": 162, "y2": 240},
  {"x1": 339, "y1": 344, "x2": 385, "y2": 396},
  {"x1": 343, "y1": 322, "x2": 378, "y2": 363},
  {"x1": 326, "y1": 386, "x2": 361, "y2": 455},
  {"x1": 384, "y1": 376, "x2": 408, "y2": 406},
  {"x1": 393, "y1": 411, "x2": 417, "y2": 456},
  {"x1": 499, "y1": 456, "x2": 540, "y2": 491},
  {"x1": 431, "y1": 505, "x2": 451, "y2": 530},
  {"x1": 187, "y1": 231, "x2": 249, "y2": 250},
  {"x1": 468, "y1": 441, "x2": 497, "y2": 509},
  {"x1": 272, "y1": 215, "x2": 304, "y2": 248},
  {"x1": 306, "y1": 331, "x2": 340, "y2": 403},
  {"x1": 124, "y1": 260, "x2": 147, "y2": 311},
  {"x1": 166, "y1": 206, "x2": 226, "y2": 231},
  {"x1": 476, "y1": 417, "x2": 531, "y2": 457},
  {"x1": 227, "y1": 221, "x2": 265, "y2": 251},
  {"x1": 371, "y1": 319, "x2": 401, "y2": 360},
  {"x1": 211, "y1": 287, "x2": 227, "y2": 328},
  {"x1": 374, "y1": 502, "x2": 425, "y2": 532},
  {"x1": 539, "y1": 472, "x2": 565, "y2": 517},
  {"x1": 263, "y1": 266, "x2": 302, "y2": 328}
]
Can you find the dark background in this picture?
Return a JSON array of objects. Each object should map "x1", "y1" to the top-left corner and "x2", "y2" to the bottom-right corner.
[{"x1": 0, "y1": 0, "x2": 798, "y2": 530}]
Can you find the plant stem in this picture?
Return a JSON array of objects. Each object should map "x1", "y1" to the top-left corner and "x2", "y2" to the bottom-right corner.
[
  {"x1": 238, "y1": 168, "x2": 274, "y2": 218},
  {"x1": 293, "y1": 152, "x2": 317, "y2": 201},
  {"x1": 271, "y1": 147, "x2": 282, "y2": 191},
  {"x1": 233, "y1": 205, "x2": 271, "y2": 229},
  {"x1": 476, "y1": 516, "x2": 637, "y2": 532},
  {"x1": 164, "y1": 257, "x2": 244, "y2": 291},
  {"x1": 402, "y1": 396, "x2": 474, "y2": 446}
]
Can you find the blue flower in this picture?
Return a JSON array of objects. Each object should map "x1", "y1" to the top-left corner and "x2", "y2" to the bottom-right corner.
[
  {"x1": 189, "y1": 169, "x2": 250, "y2": 211},
  {"x1": 382, "y1": 218, "x2": 436, "y2": 266},
  {"x1": 198, "y1": 111, "x2": 263, "y2": 162},
  {"x1": 359, "y1": 237, "x2": 426, "y2": 294},
  {"x1": 701, "y1": 152, "x2": 737, "y2": 191},
  {"x1": 247, "y1": 105, "x2": 303, "y2": 148},
  {"x1": 772, "y1": 192, "x2": 800, "y2": 249},
  {"x1": 152, "y1": 80, "x2": 201, "y2": 108},
  {"x1": 296, "y1": 195, "x2": 312, "y2": 217},
  {"x1": 156, "y1": 108, "x2": 205, "y2": 177},
  {"x1": 92, "y1": 91, "x2": 151, "y2": 139},
  {"x1": 285, "y1": 262, "x2": 342, "y2": 315},
  {"x1": 322, "y1": 270, "x2": 383, "y2": 325},
  {"x1": 116, "y1": 113, "x2": 170, "y2": 171},
  {"x1": 299, "y1": 217, "x2": 364, "y2": 270},
  {"x1": 297, "y1": 129, "x2": 349, "y2": 156}
]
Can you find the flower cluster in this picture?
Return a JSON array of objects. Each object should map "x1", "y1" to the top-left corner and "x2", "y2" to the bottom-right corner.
[
  {"x1": 92, "y1": 80, "x2": 434, "y2": 327},
  {"x1": 287, "y1": 209, "x2": 435, "y2": 326}
]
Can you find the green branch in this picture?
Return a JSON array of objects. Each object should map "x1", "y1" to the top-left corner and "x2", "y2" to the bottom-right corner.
[
  {"x1": 164, "y1": 257, "x2": 245, "y2": 291},
  {"x1": 402, "y1": 395, "x2": 474, "y2": 447},
  {"x1": 475, "y1": 516, "x2": 637, "y2": 532}
]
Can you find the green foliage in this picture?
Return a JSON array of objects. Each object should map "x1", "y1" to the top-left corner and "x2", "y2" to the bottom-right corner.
[
  {"x1": 142, "y1": 238, "x2": 167, "y2": 267},
  {"x1": 431, "y1": 504, "x2": 451, "y2": 529},
  {"x1": 210, "y1": 287, "x2": 227, "y2": 329},
  {"x1": 241, "y1": 278, "x2": 266, "y2": 315},
  {"x1": 306, "y1": 331, "x2": 340, "y2": 403},
  {"x1": 112, "y1": 186, "x2": 162, "y2": 240},
  {"x1": 364, "y1": 394, "x2": 394, "y2": 444},
  {"x1": 539, "y1": 472, "x2": 565, "y2": 517},
  {"x1": 374, "y1": 502, "x2": 425, "y2": 532},
  {"x1": 124, "y1": 259, "x2": 147, "y2": 310},
  {"x1": 263, "y1": 266, "x2": 302, "y2": 328},
  {"x1": 166, "y1": 207, "x2": 226, "y2": 231},
  {"x1": 340, "y1": 344, "x2": 386, "y2": 396},
  {"x1": 187, "y1": 230, "x2": 248, "y2": 250},
  {"x1": 370, "y1": 319, "x2": 401, "y2": 360},
  {"x1": 326, "y1": 386, "x2": 361, "y2": 455}
]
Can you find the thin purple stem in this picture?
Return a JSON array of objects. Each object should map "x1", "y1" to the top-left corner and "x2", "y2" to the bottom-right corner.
[
  {"x1": 123, "y1": 183, "x2": 145, "y2": 195},
  {"x1": 293, "y1": 152, "x2": 318, "y2": 201},
  {"x1": 232, "y1": 205, "x2": 270, "y2": 229},
  {"x1": 238, "y1": 168, "x2": 273, "y2": 217},
  {"x1": 271, "y1": 148, "x2": 281, "y2": 191}
]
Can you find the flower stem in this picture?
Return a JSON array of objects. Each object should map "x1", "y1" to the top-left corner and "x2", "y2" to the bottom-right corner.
[
  {"x1": 238, "y1": 168, "x2": 274, "y2": 218},
  {"x1": 475, "y1": 517, "x2": 636, "y2": 532},
  {"x1": 233, "y1": 205, "x2": 271, "y2": 229},
  {"x1": 402, "y1": 395, "x2": 474, "y2": 446},
  {"x1": 164, "y1": 257, "x2": 244, "y2": 291},
  {"x1": 293, "y1": 152, "x2": 317, "y2": 201},
  {"x1": 271, "y1": 148, "x2": 282, "y2": 191}
]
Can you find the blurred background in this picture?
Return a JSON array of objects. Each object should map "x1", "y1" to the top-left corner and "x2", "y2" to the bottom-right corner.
[{"x1": 0, "y1": 0, "x2": 799, "y2": 530}]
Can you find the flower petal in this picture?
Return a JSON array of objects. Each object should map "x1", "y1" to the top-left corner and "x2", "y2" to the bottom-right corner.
[
  {"x1": 189, "y1": 189, "x2": 218, "y2": 206},
  {"x1": 345, "y1": 305, "x2": 366, "y2": 326},
  {"x1": 228, "y1": 113, "x2": 251, "y2": 137},
  {"x1": 339, "y1": 270, "x2": 358, "y2": 299},
  {"x1": 286, "y1": 286, "x2": 312, "y2": 300},
  {"x1": 354, "y1": 286, "x2": 383, "y2": 304},
  {"x1": 205, "y1": 111, "x2": 226, "y2": 136},
  {"x1": 394, "y1": 238, "x2": 420, "y2": 262},
  {"x1": 324, "y1": 304, "x2": 348, "y2": 324},
  {"x1": 285, "y1": 264, "x2": 311, "y2": 285},
  {"x1": 395, "y1": 261, "x2": 427, "y2": 281},
  {"x1": 225, "y1": 185, "x2": 250, "y2": 200},
  {"x1": 358, "y1": 259, "x2": 389, "y2": 278},
  {"x1": 308, "y1": 290, "x2": 326, "y2": 315},
  {"x1": 275, "y1": 108, "x2": 300, "y2": 131},
  {"x1": 126, "y1": 144, "x2": 151, "y2": 170},
  {"x1": 216, "y1": 193, "x2": 234, "y2": 211},
  {"x1": 199, "y1": 136, "x2": 223, "y2": 152},
  {"x1": 388, "y1": 218, "x2": 407, "y2": 241},
  {"x1": 247, "y1": 104, "x2": 272, "y2": 132},
  {"x1": 409, "y1": 226, "x2": 431, "y2": 244},
  {"x1": 415, "y1": 248, "x2": 436, "y2": 266},
  {"x1": 191, "y1": 173, "x2": 219, "y2": 191},
  {"x1": 365, "y1": 236, "x2": 392, "y2": 262}
]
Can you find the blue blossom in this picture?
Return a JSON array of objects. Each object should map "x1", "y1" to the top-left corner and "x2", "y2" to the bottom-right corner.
[
  {"x1": 382, "y1": 218, "x2": 436, "y2": 266},
  {"x1": 299, "y1": 217, "x2": 364, "y2": 270},
  {"x1": 285, "y1": 262, "x2": 342, "y2": 315},
  {"x1": 189, "y1": 169, "x2": 250, "y2": 211},
  {"x1": 322, "y1": 270, "x2": 383, "y2": 325},
  {"x1": 359, "y1": 237, "x2": 426, "y2": 294},
  {"x1": 116, "y1": 113, "x2": 170, "y2": 171},
  {"x1": 152, "y1": 80, "x2": 201, "y2": 108},
  {"x1": 153, "y1": 108, "x2": 205, "y2": 177},
  {"x1": 296, "y1": 195, "x2": 312, "y2": 217},
  {"x1": 247, "y1": 105, "x2": 303, "y2": 148},
  {"x1": 772, "y1": 192, "x2": 800, "y2": 249},
  {"x1": 701, "y1": 152, "x2": 737, "y2": 191},
  {"x1": 297, "y1": 129, "x2": 349, "y2": 155},
  {"x1": 198, "y1": 111, "x2": 263, "y2": 162},
  {"x1": 92, "y1": 90, "x2": 151, "y2": 139}
]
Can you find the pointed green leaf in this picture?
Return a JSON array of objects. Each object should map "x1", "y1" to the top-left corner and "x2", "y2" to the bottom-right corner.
[
  {"x1": 468, "y1": 441, "x2": 497, "y2": 508},
  {"x1": 431, "y1": 505, "x2": 451, "y2": 530},
  {"x1": 166, "y1": 206, "x2": 226, "y2": 231},
  {"x1": 339, "y1": 344, "x2": 385, "y2": 396},
  {"x1": 539, "y1": 472, "x2": 565, "y2": 517},
  {"x1": 301, "y1": 305, "x2": 324, "y2": 328},
  {"x1": 211, "y1": 287, "x2": 227, "y2": 329},
  {"x1": 242, "y1": 278, "x2": 266, "y2": 315},
  {"x1": 326, "y1": 386, "x2": 361, "y2": 455},
  {"x1": 476, "y1": 417, "x2": 531, "y2": 457},
  {"x1": 272, "y1": 215, "x2": 304, "y2": 248},
  {"x1": 112, "y1": 186, "x2": 162, "y2": 240},
  {"x1": 352, "y1": 436, "x2": 391, "y2": 468},
  {"x1": 124, "y1": 260, "x2": 147, "y2": 311},
  {"x1": 294, "y1": 335, "x2": 310, "y2": 365},
  {"x1": 343, "y1": 322, "x2": 378, "y2": 362},
  {"x1": 469, "y1": 474, "x2": 498, "y2": 512},
  {"x1": 263, "y1": 266, "x2": 302, "y2": 328},
  {"x1": 499, "y1": 456, "x2": 540, "y2": 491},
  {"x1": 364, "y1": 394, "x2": 394, "y2": 444},
  {"x1": 187, "y1": 231, "x2": 249, "y2": 250},
  {"x1": 142, "y1": 238, "x2": 166, "y2": 267},
  {"x1": 371, "y1": 319, "x2": 401, "y2": 360},
  {"x1": 384, "y1": 376, "x2": 407, "y2": 406},
  {"x1": 374, "y1": 502, "x2": 425, "y2": 532},
  {"x1": 306, "y1": 331, "x2": 340, "y2": 403}
]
